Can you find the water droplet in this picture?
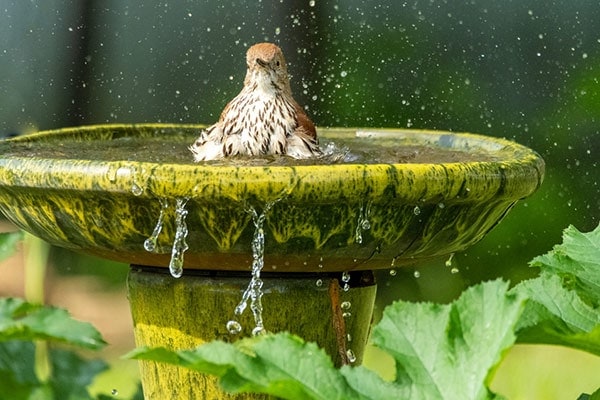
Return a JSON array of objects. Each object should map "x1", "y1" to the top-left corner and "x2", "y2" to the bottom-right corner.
[
  {"x1": 342, "y1": 312, "x2": 351, "y2": 318},
  {"x1": 309, "y1": 0, "x2": 315, "y2": 6},
  {"x1": 315, "y1": 279, "x2": 323, "y2": 287},
  {"x1": 340, "y1": 70, "x2": 348, "y2": 78},
  {"x1": 346, "y1": 349, "x2": 357, "y2": 363},
  {"x1": 131, "y1": 183, "x2": 143, "y2": 196},
  {"x1": 143, "y1": 238, "x2": 156, "y2": 252},
  {"x1": 438, "y1": 202, "x2": 445, "y2": 209},
  {"x1": 413, "y1": 206, "x2": 421, "y2": 215},
  {"x1": 341, "y1": 271, "x2": 351, "y2": 283},
  {"x1": 106, "y1": 165, "x2": 119, "y2": 183},
  {"x1": 389, "y1": 269, "x2": 397, "y2": 276},
  {"x1": 111, "y1": 388, "x2": 118, "y2": 396},
  {"x1": 413, "y1": 270, "x2": 421, "y2": 278},
  {"x1": 445, "y1": 253, "x2": 455, "y2": 267},
  {"x1": 226, "y1": 320, "x2": 242, "y2": 335},
  {"x1": 341, "y1": 301, "x2": 351, "y2": 310},
  {"x1": 451, "y1": 267, "x2": 460, "y2": 274},
  {"x1": 144, "y1": 198, "x2": 169, "y2": 253},
  {"x1": 343, "y1": 283, "x2": 350, "y2": 292},
  {"x1": 346, "y1": 333, "x2": 352, "y2": 342},
  {"x1": 252, "y1": 326, "x2": 266, "y2": 336},
  {"x1": 361, "y1": 219, "x2": 371, "y2": 230}
]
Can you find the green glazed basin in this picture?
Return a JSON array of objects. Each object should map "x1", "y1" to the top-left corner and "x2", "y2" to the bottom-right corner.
[{"x1": 0, "y1": 124, "x2": 544, "y2": 272}]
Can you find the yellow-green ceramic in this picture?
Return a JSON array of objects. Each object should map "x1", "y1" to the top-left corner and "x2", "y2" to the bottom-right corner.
[{"x1": 0, "y1": 124, "x2": 544, "y2": 271}]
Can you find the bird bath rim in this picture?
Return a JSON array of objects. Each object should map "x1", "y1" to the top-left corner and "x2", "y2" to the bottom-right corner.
[{"x1": 0, "y1": 123, "x2": 545, "y2": 272}]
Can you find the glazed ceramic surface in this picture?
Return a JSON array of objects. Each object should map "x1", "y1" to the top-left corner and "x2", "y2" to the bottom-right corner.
[{"x1": 0, "y1": 124, "x2": 544, "y2": 271}]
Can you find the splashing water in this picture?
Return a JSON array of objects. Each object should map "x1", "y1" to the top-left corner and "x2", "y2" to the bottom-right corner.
[
  {"x1": 168, "y1": 198, "x2": 190, "y2": 278},
  {"x1": 144, "y1": 198, "x2": 169, "y2": 253},
  {"x1": 233, "y1": 200, "x2": 279, "y2": 335}
]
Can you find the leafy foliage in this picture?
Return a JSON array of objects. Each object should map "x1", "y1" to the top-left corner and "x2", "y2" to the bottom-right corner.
[
  {"x1": 0, "y1": 297, "x2": 106, "y2": 349},
  {"x1": 129, "y1": 224, "x2": 600, "y2": 400},
  {"x1": 2, "y1": 224, "x2": 599, "y2": 399},
  {"x1": 513, "y1": 224, "x2": 600, "y2": 355}
]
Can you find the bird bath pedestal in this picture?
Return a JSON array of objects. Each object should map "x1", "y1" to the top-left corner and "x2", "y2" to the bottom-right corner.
[{"x1": 0, "y1": 124, "x2": 544, "y2": 399}]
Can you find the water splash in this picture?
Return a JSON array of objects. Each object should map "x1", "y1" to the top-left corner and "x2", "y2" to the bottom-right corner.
[
  {"x1": 233, "y1": 200, "x2": 279, "y2": 335},
  {"x1": 144, "y1": 198, "x2": 169, "y2": 253},
  {"x1": 168, "y1": 198, "x2": 189, "y2": 278}
]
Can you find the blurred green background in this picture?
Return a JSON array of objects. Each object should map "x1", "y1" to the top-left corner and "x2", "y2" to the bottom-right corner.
[{"x1": 1, "y1": 1, "x2": 599, "y2": 399}]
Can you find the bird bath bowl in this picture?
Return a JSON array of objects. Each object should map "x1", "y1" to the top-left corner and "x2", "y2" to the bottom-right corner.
[{"x1": 0, "y1": 124, "x2": 544, "y2": 399}]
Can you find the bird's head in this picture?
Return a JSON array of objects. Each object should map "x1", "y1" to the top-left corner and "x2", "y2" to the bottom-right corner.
[{"x1": 244, "y1": 43, "x2": 291, "y2": 93}]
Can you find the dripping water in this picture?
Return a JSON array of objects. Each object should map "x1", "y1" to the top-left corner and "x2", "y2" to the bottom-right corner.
[
  {"x1": 354, "y1": 201, "x2": 371, "y2": 244},
  {"x1": 168, "y1": 198, "x2": 190, "y2": 278},
  {"x1": 232, "y1": 200, "x2": 279, "y2": 335},
  {"x1": 144, "y1": 198, "x2": 169, "y2": 253},
  {"x1": 341, "y1": 271, "x2": 351, "y2": 292}
]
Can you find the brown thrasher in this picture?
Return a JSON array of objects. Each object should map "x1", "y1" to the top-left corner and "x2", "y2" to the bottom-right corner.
[{"x1": 190, "y1": 42, "x2": 321, "y2": 161}]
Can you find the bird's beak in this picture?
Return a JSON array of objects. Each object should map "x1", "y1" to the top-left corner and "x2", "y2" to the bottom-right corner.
[{"x1": 255, "y1": 58, "x2": 269, "y2": 68}]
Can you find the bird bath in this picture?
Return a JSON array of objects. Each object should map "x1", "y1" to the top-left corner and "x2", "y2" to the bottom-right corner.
[{"x1": 0, "y1": 124, "x2": 544, "y2": 399}]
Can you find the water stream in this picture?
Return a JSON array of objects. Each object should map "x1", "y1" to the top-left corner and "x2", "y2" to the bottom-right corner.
[
  {"x1": 168, "y1": 198, "x2": 190, "y2": 278},
  {"x1": 229, "y1": 200, "x2": 280, "y2": 335},
  {"x1": 144, "y1": 197, "x2": 189, "y2": 278}
]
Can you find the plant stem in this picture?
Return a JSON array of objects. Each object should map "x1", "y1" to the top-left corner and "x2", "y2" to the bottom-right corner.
[{"x1": 23, "y1": 232, "x2": 52, "y2": 383}]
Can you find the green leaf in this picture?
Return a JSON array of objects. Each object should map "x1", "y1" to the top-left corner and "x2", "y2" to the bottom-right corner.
[
  {"x1": 128, "y1": 333, "x2": 363, "y2": 400},
  {"x1": 368, "y1": 280, "x2": 522, "y2": 400},
  {"x1": 0, "y1": 298, "x2": 106, "y2": 349},
  {"x1": 513, "y1": 224, "x2": 600, "y2": 355},
  {"x1": 0, "y1": 231, "x2": 23, "y2": 263}
]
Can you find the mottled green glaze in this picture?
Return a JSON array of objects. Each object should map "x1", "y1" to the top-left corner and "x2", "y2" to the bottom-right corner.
[{"x1": 0, "y1": 124, "x2": 544, "y2": 271}]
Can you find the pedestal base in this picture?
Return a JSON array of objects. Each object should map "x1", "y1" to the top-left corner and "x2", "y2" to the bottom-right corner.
[{"x1": 127, "y1": 267, "x2": 377, "y2": 399}]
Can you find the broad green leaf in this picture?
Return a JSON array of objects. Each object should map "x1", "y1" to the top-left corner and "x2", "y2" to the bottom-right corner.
[
  {"x1": 0, "y1": 231, "x2": 23, "y2": 263},
  {"x1": 0, "y1": 298, "x2": 106, "y2": 349},
  {"x1": 340, "y1": 364, "x2": 408, "y2": 399},
  {"x1": 513, "y1": 224, "x2": 600, "y2": 355},
  {"x1": 128, "y1": 333, "x2": 362, "y2": 400},
  {"x1": 369, "y1": 280, "x2": 522, "y2": 400}
]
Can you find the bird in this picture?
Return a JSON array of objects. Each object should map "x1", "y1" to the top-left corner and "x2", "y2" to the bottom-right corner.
[{"x1": 189, "y1": 42, "x2": 321, "y2": 161}]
